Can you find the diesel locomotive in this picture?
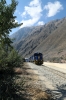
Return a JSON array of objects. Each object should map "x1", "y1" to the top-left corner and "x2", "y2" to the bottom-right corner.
[{"x1": 29, "y1": 52, "x2": 43, "y2": 65}]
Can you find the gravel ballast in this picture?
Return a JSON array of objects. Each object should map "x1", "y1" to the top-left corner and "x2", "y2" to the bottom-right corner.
[{"x1": 27, "y1": 62, "x2": 66, "y2": 100}]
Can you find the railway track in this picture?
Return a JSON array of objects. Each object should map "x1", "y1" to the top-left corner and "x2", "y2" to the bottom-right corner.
[
  {"x1": 27, "y1": 62, "x2": 66, "y2": 100},
  {"x1": 43, "y1": 65, "x2": 66, "y2": 79}
]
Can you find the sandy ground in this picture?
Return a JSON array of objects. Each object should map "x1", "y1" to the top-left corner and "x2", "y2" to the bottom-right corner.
[
  {"x1": 43, "y1": 62, "x2": 66, "y2": 73},
  {"x1": 14, "y1": 63, "x2": 52, "y2": 100},
  {"x1": 43, "y1": 62, "x2": 66, "y2": 69}
]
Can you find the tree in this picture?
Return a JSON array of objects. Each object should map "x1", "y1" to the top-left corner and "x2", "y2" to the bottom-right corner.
[
  {"x1": 0, "y1": 0, "x2": 23, "y2": 47},
  {"x1": 0, "y1": 1, "x2": 24, "y2": 99},
  {"x1": 7, "y1": 49, "x2": 22, "y2": 67}
]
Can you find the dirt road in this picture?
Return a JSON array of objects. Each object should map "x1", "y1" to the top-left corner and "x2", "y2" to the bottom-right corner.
[
  {"x1": 43, "y1": 62, "x2": 66, "y2": 73},
  {"x1": 44, "y1": 62, "x2": 66, "y2": 69}
]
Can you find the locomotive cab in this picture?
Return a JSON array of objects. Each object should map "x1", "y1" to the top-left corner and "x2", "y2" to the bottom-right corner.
[{"x1": 34, "y1": 52, "x2": 43, "y2": 65}]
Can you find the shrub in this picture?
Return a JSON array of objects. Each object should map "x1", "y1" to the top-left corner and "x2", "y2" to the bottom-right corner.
[{"x1": 0, "y1": 47, "x2": 24, "y2": 100}]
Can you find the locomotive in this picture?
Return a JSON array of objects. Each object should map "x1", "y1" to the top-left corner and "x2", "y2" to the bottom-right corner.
[{"x1": 29, "y1": 52, "x2": 43, "y2": 65}]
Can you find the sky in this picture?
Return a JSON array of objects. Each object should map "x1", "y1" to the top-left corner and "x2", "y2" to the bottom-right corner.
[{"x1": 6, "y1": 0, "x2": 66, "y2": 35}]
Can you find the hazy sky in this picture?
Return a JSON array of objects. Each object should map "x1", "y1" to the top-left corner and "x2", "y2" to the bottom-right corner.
[{"x1": 6, "y1": 0, "x2": 66, "y2": 35}]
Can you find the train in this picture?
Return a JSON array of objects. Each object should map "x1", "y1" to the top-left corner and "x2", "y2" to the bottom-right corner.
[{"x1": 29, "y1": 52, "x2": 43, "y2": 65}]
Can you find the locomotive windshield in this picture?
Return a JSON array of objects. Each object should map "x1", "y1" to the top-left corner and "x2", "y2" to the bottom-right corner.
[{"x1": 34, "y1": 53, "x2": 43, "y2": 60}]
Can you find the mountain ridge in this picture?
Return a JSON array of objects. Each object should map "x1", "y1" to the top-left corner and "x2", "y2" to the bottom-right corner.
[{"x1": 11, "y1": 17, "x2": 66, "y2": 62}]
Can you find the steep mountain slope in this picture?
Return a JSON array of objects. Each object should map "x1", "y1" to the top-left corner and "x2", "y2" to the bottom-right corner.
[
  {"x1": 11, "y1": 17, "x2": 66, "y2": 62},
  {"x1": 34, "y1": 17, "x2": 66, "y2": 61},
  {"x1": 10, "y1": 27, "x2": 35, "y2": 42}
]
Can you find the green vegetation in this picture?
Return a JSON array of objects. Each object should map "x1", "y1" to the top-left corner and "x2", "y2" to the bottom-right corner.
[
  {"x1": 0, "y1": 0, "x2": 24, "y2": 99},
  {"x1": 0, "y1": 46, "x2": 24, "y2": 100}
]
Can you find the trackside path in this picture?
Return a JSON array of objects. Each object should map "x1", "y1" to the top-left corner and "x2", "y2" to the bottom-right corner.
[
  {"x1": 27, "y1": 62, "x2": 66, "y2": 100},
  {"x1": 43, "y1": 62, "x2": 66, "y2": 73}
]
